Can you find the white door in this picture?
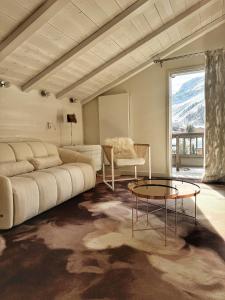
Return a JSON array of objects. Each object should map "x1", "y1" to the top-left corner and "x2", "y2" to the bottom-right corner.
[{"x1": 98, "y1": 93, "x2": 129, "y2": 143}]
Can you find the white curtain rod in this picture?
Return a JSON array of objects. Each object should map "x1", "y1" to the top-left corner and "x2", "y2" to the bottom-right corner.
[{"x1": 154, "y1": 48, "x2": 224, "y2": 66}]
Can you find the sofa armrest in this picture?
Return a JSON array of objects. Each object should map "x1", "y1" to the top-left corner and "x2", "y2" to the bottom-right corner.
[
  {"x1": 58, "y1": 148, "x2": 96, "y2": 171},
  {"x1": 0, "y1": 175, "x2": 13, "y2": 229}
]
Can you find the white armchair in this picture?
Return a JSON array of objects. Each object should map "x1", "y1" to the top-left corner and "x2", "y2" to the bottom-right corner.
[{"x1": 102, "y1": 138, "x2": 151, "y2": 191}]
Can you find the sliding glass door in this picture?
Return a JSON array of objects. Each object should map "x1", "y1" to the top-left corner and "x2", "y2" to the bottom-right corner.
[{"x1": 169, "y1": 68, "x2": 205, "y2": 179}]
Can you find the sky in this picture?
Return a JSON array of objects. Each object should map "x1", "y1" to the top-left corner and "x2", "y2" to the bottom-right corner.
[{"x1": 171, "y1": 71, "x2": 205, "y2": 94}]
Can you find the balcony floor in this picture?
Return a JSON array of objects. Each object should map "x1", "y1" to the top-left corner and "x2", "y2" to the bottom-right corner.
[{"x1": 172, "y1": 167, "x2": 204, "y2": 179}]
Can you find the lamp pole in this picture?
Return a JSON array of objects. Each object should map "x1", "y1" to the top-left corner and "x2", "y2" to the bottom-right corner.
[{"x1": 67, "y1": 113, "x2": 77, "y2": 145}]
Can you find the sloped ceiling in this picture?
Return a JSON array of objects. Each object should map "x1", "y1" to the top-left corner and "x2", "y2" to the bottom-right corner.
[{"x1": 0, "y1": 0, "x2": 224, "y2": 104}]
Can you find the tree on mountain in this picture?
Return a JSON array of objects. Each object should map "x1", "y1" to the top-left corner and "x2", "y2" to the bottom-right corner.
[
  {"x1": 191, "y1": 144, "x2": 196, "y2": 154},
  {"x1": 186, "y1": 124, "x2": 194, "y2": 133}
]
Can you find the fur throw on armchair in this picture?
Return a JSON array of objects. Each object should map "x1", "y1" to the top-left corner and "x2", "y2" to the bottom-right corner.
[{"x1": 104, "y1": 137, "x2": 137, "y2": 159}]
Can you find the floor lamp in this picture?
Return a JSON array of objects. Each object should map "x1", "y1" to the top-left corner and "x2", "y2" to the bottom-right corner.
[{"x1": 67, "y1": 114, "x2": 77, "y2": 145}]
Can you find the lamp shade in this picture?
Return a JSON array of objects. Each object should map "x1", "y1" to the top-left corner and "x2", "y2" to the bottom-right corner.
[{"x1": 67, "y1": 114, "x2": 77, "y2": 123}]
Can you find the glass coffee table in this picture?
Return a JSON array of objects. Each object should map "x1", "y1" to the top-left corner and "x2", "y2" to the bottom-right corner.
[{"x1": 128, "y1": 179, "x2": 200, "y2": 246}]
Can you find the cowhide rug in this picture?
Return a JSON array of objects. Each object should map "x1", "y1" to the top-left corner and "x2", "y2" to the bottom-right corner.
[{"x1": 0, "y1": 181, "x2": 225, "y2": 300}]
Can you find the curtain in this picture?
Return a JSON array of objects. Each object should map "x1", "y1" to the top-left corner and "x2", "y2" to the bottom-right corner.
[{"x1": 203, "y1": 49, "x2": 225, "y2": 182}]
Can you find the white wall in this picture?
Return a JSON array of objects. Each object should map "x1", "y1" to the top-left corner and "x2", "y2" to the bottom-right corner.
[
  {"x1": 83, "y1": 24, "x2": 225, "y2": 177},
  {"x1": 0, "y1": 85, "x2": 83, "y2": 145},
  {"x1": 98, "y1": 93, "x2": 129, "y2": 143},
  {"x1": 83, "y1": 98, "x2": 99, "y2": 145}
]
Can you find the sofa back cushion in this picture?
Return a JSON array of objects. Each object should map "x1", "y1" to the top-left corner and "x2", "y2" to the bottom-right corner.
[
  {"x1": 9, "y1": 143, "x2": 34, "y2": 161},
  {"x1": 30, "y1": 155, "x2": 62, "y2": 170},
  {"x1": 0, "y1": 142, "x2": 59, "y2": 164},
  {"x1": 0, "y1": 144, "x2": 16, "y2": 163},
  {"x1": 27, "y1": 142, "x2": 48, "y2": 157},
  {"x1": 0, "y1": 161, "x2": 34, "y2": 177},
  {"x1": 42, "y1": 143, "x2": 58, "y2": 156}
]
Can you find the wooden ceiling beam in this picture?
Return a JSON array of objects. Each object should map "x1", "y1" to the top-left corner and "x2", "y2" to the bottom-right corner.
[
  {"x1": 0, "y1": 0, "x2": 69, "y2": 62},
  {"x1": 21, "y1": 0, "x2": 151, "y2": 91},
  {"x1": 81, "y1": 14, "x2": 225, "y2": 105},
  {"x1": 56, "y1": 0, "x2": 213, "y2": 99}
]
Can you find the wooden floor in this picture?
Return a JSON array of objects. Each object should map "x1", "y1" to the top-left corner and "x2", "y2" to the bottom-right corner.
[{"x1": 172, "y1": 167, "x2": 204, "y2": 179}]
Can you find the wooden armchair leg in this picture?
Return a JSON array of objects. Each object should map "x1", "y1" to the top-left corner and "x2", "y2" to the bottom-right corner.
[
  {"x1": 103, "y1": 161, "x2": 106, "y2": 182},
  {"x1": 111, "y1": 161, "x2": 115, "y2": 191}
]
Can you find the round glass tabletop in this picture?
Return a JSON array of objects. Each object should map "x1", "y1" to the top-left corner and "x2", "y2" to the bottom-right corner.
[{"x1": 128, "y1": 179, "x2": 200, "y2": 200}]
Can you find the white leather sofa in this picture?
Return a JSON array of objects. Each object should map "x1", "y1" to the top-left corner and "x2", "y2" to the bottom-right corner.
[{"x1": 0, "y1": 141, "x2": 96, "y2": 229}]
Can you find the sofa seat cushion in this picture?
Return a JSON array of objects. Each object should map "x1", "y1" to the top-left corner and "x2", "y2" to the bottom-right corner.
[
  {"x1": 114, "y1": 158, "x2": 145, "y2": 167},
  {"x1": 58, "y1": 164, "x2": 85, "y2": 197},
  {"x1": 64, "y1": 163, "x2": 96, "y2": 191},
  {"x1": 19, "y1": 171, "x2": 58, "y2": 213},
  {"x1": 10, "y1": 177, "x2": 39, "y2": 225},
  {"x1": 40, "y1": 167, "x2": 72, "y2": 204}
]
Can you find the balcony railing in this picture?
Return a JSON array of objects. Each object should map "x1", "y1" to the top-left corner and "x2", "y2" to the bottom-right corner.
[{"x1": 172, "y1": 132, "x2": 204, "y2": 171}]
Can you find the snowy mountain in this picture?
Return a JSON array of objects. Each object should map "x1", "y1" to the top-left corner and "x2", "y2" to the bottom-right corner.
[{"x1": 172, "y1": 76, "x2": 205, "y2": 131}]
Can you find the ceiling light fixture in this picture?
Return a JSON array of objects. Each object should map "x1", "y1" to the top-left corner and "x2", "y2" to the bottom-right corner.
[
  {"x1": 0, "y1": 80, "x2": 10, "y2": 88},
  {"x1": 40, "y1": 89, "x2": 50, "y2": 97},
  {"x1": 69, "y1": 97, "x2": 78, "y2": 103}
]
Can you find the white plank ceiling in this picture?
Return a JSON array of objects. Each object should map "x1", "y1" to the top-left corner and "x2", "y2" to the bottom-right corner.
[{"x1": 0, "y1": 0, "x2": 224, "y2": 102}]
